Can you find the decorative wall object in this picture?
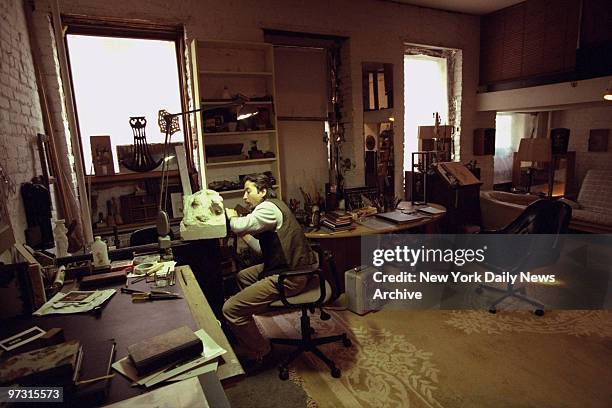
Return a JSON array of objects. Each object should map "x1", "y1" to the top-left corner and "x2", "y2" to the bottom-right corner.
[
  {"x1": 588, "y1": 129, "x2": 609, "y2": 152},
  {"x1": 90, "y1": 135, "x2": 115, "y2": 175}
]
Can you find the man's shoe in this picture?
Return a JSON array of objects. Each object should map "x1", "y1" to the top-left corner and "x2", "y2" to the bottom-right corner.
[{"x1": 238, "y1": 350, "x2": 278, "y2": 376}]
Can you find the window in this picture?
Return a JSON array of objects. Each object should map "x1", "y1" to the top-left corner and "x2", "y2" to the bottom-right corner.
[
  {"x1": 66, "y1": 35, "x2": 184, "y2": 175},
  {"x1": 403, "y1": 54, "x2": 449, "y2": 172},
  {"x1": 494, "y1": 112, "x2": 531, "y2": 184}
]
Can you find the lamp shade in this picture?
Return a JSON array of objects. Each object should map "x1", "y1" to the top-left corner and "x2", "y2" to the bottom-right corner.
[{"x1": 518, "y1": 138, "x2": 551, "y2": 162}]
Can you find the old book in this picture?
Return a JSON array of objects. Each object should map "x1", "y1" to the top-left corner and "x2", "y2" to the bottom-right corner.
[
  {"x1": 79, "y1": 270, "x2": 126, "y2": 289},
  {"x1": 128, "y1": 326, "x2": 202, "y2": 375},
  {"x1": 0, "y1": 340, "x2": 81, "y2": 386}
]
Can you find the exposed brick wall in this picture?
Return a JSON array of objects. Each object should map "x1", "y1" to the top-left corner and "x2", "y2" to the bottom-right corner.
[
  {"x1": 0, "y1": 0, "x2": 45, "y2": 244},
  {"x1": 551, "y1": 106, "x2": 612, "y2": 192}
]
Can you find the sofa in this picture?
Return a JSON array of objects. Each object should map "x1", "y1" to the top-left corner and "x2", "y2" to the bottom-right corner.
[{"x1": 480, "y1": 169, "x2": 612, "y2": 233}]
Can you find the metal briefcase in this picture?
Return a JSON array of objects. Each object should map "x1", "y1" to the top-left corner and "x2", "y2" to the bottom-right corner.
[{"x1": 345, "y1": 265, "x2": 379, "y2": 315}]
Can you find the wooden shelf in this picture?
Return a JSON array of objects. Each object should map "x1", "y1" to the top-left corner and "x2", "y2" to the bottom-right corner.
[
  {"x1": 203, "y1": 130, "x2": 276, "y2": 136},
  {"x1": 207, "y1": 158, "x2": 277, "y2": 167},
  {"x1": 201, "y1": 100, "x2": 273, "y2": 106},
  {"x1": 200, "y1": 70, "x2": 273, "y2": 78},
  {"x1": 93, "y1": 218, "x2": 181, "y2": 236},
  {"x1": 217, "y1": 184, "x2": 278, "y2": 196},
  {"x1": 87, "y1": 170, "x2": 179, "y2": 185}
]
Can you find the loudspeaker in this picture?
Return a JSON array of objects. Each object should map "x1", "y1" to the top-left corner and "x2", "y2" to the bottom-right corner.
[{"x1": 473, "y1": 128, "x2": 495, "y2": 156}]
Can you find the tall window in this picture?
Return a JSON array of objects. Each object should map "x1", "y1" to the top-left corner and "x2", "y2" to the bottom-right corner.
[
  {"x1": 494, "y1": 112, "x2": 531, "y2": 184},
  {"x1": 66, "y1": 35, "x2": 184, "y2": 175},
  {"x1": 403, "y1": 54, "x2": 449, "y2": 172}
]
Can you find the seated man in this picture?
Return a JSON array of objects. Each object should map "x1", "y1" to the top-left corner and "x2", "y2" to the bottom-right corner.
[{"x1": 223, "y1": 174, "x2": 316, "y2": 365}]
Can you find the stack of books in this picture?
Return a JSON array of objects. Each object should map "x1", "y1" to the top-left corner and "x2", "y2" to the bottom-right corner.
[
  {"x1": 112, "y1": 326, "x2": 226, "y2": 388},
  {"x1": 321, "y1": 211, "x2": 354, "y2": 231}
]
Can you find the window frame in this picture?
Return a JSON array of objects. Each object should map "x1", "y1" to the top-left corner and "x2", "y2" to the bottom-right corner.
[{"x1": 61, "y1": 15, "x2": 195, "y2": 177}]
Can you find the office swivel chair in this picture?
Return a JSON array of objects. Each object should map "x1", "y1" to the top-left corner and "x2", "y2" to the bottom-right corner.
[
  {"x1": 129, "y1": 226, "x2": 174, "y2": 247},
  {"x1": 476, "y1": 199, "x2": 572, "y2": 316},
  {"x1": 268, "y1": 245, "x2": 352, "y2": 380}
]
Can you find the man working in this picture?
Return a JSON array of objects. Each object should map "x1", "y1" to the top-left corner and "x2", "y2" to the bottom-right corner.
[{"x1": 223, "y1": 174, "x2": 316, "y2": 367}]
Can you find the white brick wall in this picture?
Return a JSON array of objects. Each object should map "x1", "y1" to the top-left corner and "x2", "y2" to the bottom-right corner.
[
  {"x1": 0, "y1": 0, "x2": 45, "y2": 244},
  {"x1": 551, "y1": 106, "x2": 612, "y2": 192}
]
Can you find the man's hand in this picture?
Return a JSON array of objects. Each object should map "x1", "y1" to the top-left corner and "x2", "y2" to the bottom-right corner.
[{"x1": 225, "y1": 208, "x2": 239, "y2": 219}]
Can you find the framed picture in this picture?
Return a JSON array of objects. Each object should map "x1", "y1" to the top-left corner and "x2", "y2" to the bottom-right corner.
[
  {"x1": 171, "y1": 192, "x2": 184, "y2": 219},
  {"x1": 90, "y1": 135, "x2": 115, "y2": 175},
  {"x1": 588, "y1": 129, "x2": 609, "y2": 152}
]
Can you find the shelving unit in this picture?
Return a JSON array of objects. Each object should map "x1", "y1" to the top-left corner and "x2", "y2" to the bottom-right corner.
[{"x1": 190, "y1": 39, "x2": 282, "y2": 208}]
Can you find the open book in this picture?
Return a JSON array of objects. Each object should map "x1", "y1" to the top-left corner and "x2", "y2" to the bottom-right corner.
[{"x1": 435, "y1": 162, "x2": 481, "y2": 186}]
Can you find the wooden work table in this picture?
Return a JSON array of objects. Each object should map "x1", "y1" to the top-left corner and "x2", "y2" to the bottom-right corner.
[
  {"x1": 305, "y1": 203, "x2": 446, "y2": 294},
  {"x1": 0, "y1": 265, "x2": 242, "y2": 407},
  {"x1": 177, "y1": 265, "x2": 244, "y2": 382}
]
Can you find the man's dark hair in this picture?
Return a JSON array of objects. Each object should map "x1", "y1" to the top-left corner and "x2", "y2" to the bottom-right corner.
[{"x1": 244, "y1": 174, "x2": 277, "y2": 198}]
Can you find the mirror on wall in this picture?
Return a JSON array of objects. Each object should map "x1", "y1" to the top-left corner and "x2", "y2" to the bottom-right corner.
[{"x1": 362, "y1": 62, "x2": 393, "y2": 111}]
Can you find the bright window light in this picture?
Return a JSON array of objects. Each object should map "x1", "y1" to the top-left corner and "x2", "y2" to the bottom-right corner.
[
  {"x1": 66, "y1": 35, "x2": 183, "y2": 175},
  {"x1": 403, "y1": 54, "x2": 448, "y2": 172}
]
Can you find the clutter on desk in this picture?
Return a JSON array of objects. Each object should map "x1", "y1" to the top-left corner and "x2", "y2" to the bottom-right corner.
[
  {"x1": 112, "y1": 328, "x2": 226, "y2": 388},
  {"x1": 33, "y1": 289, "x2": 116, "y2": 316},
  {"x1": 321, "y1": 210, "x2": 355, "y2": 232},
  {"x1": 102, "y1": 377, "x2": 209, "y2": 408},
  {"x1": 132, "y1": 254, "x2": 160, "y2": 266},
  {"x1": 0, "y1": 340, "x2": 81, "y2": 386},
  {"x1": 121, "y1": 288, "x2": 181, "y2": 302}
]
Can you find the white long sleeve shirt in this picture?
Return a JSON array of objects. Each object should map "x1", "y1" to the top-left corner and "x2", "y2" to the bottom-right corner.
[{"x1": 229, "y1": 200, "x2": 283, "y2": 254}]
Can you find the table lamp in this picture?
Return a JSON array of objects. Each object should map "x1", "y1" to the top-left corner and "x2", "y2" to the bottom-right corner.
[
  {"x1": 155, "y1": 98, "x2": 258, "y2": 246},
  {"x1": 517, "y1": 137, "x2": 551, "y2": 194}
]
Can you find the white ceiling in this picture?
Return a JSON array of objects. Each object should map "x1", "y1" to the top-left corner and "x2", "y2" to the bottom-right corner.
[{"x1": 386, "y1": 0, "x2": 524, "y2": 15}]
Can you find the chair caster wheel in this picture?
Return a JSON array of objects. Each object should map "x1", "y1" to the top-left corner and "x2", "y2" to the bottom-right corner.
[
  {"x1": 475, "y1": 287, "x2": 483, "y2": 294},
  {"x1": 342, "y1": 337, "x2": 352, "y2": 347},
  {"x1": 331, "y1": 367, "x2": 341, "y2": 378},
  {"x1": 534, "y1": 309, "x2": 544, "y2": 316},
  {"x1": 279, "y1": 367, "x2": 289, "y2": 381},
  {"x1": 489, "y1": 308, "x2": 497, "y2": 314}
]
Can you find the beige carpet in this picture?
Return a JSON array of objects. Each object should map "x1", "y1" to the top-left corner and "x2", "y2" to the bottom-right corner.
[{"x1": 256, "y1": 309, "x2": 612, "y2": 408}]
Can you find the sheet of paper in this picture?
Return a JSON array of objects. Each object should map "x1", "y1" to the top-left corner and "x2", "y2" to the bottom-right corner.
[
  {"x1": 103, "y1": 377, "x2": 209, "y2": 408},
  {"x1": 33, "y1": 289, "x2": 116, "y2": 316},
  {"x1": 167, "y1": 361, "x2": 218, "y2": 382},
  {"x1": 418, "y1": 206, "x2": 445, "y2": 214}
]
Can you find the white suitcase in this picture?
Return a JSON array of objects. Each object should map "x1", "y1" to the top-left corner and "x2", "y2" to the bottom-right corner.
[{"x1": 345, "y1": 265, "x2": 379, "y2": 315}]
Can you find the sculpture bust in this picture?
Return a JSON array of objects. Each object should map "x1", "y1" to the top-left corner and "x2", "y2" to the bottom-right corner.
[{"x1": 180, "y1": 190, "x2": 227, "y2": 240}]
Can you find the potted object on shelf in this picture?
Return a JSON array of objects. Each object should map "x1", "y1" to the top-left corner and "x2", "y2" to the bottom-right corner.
[{"x1": 248, "y1": 140, "x2": 264, "y2": 159}]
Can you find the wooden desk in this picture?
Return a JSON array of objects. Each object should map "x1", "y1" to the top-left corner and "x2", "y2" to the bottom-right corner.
[
  {"x1": 305, "y1": 203, "x2": 445, "y2": 239},
  {"x1": 177, "y1": 266, "x2": 244, "y2": 382},
  {"x1": 0, "y1": 266, "x2": 242, "y2": 406},
  {"x1": 306, "y1": 204, "x2": 445, "y2": 294}
]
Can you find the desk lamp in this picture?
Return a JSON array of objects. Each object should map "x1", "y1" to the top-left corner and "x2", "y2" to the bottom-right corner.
[
  {"x1": 155, "y1": 99, "x2": 258, "y2": 248},
  {"x1": 517, "y1": 137, "x2": 551, "y2": 194}
]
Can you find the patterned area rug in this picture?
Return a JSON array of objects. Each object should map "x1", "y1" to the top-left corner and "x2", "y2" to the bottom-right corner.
[{"x1": 255, "y1": 310, "x2": 612, "y2": 408}]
